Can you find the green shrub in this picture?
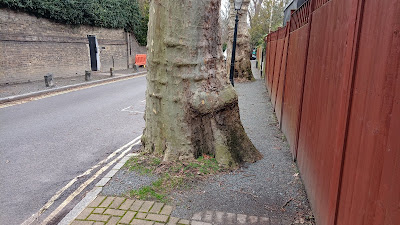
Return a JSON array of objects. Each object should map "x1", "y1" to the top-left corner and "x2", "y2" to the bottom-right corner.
[{"x1": 222, "y1": 43, "x2": 227, "y2": 52}]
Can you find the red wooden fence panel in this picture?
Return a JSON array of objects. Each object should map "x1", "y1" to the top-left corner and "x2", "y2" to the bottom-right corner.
[
  {"x1": 277, "y1": 0, "x2": 312, "y2": 158},
  {"x1": 336, "y1": 0, "x2": 400, "y2": 224},
  {"x1": 268, "y1": 32, "x2": 278, "y2": 94},
  {"x1": 281, "y1": 25, "x2": 310, "y2": 159},
  {"x1": 264, "y1": 36, "x2": 270, "y2": 88},
  {"x1": 271, "y1": 28, "x2": 286, "y2": 107},
  {"x1": 275, "y1": 30, "x2": 289, "y2": 124},
  {"x1": 296, "y1": 0, "x2": 356, "y2": 223},
  {"x1": 264, "y1": 0, "x2": 399, "y2": 224}
]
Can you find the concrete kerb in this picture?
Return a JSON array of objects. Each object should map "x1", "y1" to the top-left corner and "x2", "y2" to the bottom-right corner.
[
  {"x1": 58, "y1": 152, "x2": 139, "y2": 225},
  {"x1": 0, "y1": 71, "x2": 147, "y2": 104}
]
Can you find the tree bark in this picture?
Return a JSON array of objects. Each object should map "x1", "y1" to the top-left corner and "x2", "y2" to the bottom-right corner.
[
  {"x1": 142, "y1": 0, "x2": 262, "y2": 168},
  {"x1": 226, "y1": 0, "x2": 254, "y2": 80}
]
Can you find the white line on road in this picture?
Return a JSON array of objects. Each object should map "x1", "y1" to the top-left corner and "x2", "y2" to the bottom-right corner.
[
  {"x1": 21, "y1": 135, "x2": 142, "y2": 225},
  {"x1": 121, "y1": 106, "x2": 144, "y2": 114}
]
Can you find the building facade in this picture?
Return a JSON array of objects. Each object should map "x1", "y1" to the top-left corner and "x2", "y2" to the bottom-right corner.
[{"x1": 283, "y1": 0, "x2": 308, "y2": 25}]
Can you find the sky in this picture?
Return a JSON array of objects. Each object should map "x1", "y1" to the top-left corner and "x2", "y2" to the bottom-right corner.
[
  {"x1": 221, "y1": 0, "x2": 230, "y2": 15},
  {"x1": 220, "y1": 0, "x2": 251, "y2": 25}
]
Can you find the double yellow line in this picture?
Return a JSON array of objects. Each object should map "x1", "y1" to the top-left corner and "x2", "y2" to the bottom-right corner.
[{"x1": 21, "y1": 135, "x2": 142, "y2": 225}]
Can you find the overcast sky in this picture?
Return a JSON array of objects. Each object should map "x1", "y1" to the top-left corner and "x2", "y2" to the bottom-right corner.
[
  {"x1": 221, "y1": 0, "x2": 229, "y2": 6},
  {"x1": 221, "y1": 0, "x2": 230, "y2": 14}
]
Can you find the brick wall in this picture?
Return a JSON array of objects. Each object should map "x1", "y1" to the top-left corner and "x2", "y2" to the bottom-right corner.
[{"x1": 0, "y1": 8, "x2": 146, "y2": 84}]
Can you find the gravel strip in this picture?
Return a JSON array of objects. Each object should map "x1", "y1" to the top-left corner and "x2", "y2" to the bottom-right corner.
[
  {"x1": 101, "y1": 169, "x2": 158, "y2": 196},
  {"x1": 170, "y1": 61, "x2": 313, "y2": 223}
]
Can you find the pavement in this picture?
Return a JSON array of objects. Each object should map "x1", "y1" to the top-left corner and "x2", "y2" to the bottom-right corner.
[
  {"x1": 65, "y1": 196, "x2": 271, "y2": 225},
  {"x1": 1, "y1": 62, "x2": 314, "y2": 224},
  {"x1": 0, "y1": 67, "x2": 146, "y2": 102}
]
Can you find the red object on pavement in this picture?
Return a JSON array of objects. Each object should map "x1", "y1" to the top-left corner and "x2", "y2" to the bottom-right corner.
[{"x1": 135, "y1": 54, "x2": 147, "y2": 66}]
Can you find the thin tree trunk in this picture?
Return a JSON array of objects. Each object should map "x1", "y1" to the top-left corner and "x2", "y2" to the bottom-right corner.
[
  {"x1": 254, "y1": 0, "x2": 263, "y2": 19},
  {"x1": 268, "y1": 0, "x2": 275, "y2": 33},
  {"x1": 226, "y1": 0, "x2": 254, "y2": 80},
  {"x1": 142, "y1": 0, "x2": 262, "y2": 168}
]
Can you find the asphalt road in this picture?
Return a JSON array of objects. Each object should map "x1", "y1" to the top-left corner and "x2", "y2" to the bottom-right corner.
[{"x1": 0, "y1": 75, "x2": 147, "y2": 224}]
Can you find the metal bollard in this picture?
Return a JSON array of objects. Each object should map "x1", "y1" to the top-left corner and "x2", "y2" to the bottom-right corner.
[
  {"x1": 85, "y1": 70, "x2": 91, "y2": 81},
  {"x1": 110, "y1": 68, "x2": 114, "y2": 77},
  {"x1": 44, "y1": 73, "x2": 54, "y2": 87}
]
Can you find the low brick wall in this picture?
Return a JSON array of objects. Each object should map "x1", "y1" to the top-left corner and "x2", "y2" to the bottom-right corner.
[{"x1": 0, "y1": 9, "x2": 146, "y2": 84}]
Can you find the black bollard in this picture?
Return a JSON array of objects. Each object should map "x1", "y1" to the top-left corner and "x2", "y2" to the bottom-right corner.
[
  {"x1": 85, "y1": 70, "x2": 91, "y2": 81},
  {"x1": 110, "y1": 68, "x2": 114, "y2": 77},
  {"x1": 44, "y1": 73, "x2": 54, "y2": 87}
]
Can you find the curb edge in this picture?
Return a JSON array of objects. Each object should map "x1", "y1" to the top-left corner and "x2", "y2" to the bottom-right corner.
[
  {"x1": 57, "y1": 152, "x2": 139, "y2": 225},
  {"x1": 0, "y1": 71, "x2": 147, "y2": 104}
]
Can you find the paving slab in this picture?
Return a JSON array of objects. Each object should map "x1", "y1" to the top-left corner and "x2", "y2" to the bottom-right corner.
[{"x1": 70, "y1": 197, "x2": 279, "y2": 225}]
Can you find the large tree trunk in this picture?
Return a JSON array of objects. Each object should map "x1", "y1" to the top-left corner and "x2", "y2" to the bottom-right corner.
[
  {"x1": 142, "y1": 0, "x2": 262, "y2": 168},
  {"x1": 226, "y1": 0, "x2": 254, "y2": 80}
]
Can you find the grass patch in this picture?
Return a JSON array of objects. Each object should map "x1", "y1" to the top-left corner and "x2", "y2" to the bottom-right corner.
[
  {"x1": 124, "y1": 153, "x2": 225, "y2": 202},
  {"x1": 130, "y1": 184, "x2": 166, "y2": 203},
  {"x1": 124, "y1": 157, "x2": 153, "y2": 175}
]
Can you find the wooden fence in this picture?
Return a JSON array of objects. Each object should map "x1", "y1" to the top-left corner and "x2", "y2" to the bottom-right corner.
[{"x1": 264, "y1": 0, "x2": 400, "y2": 224}]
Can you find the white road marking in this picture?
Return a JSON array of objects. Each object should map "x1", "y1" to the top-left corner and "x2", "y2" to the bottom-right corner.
[
  {"x1": 121, "y1": 106, "x2": 132, "y2": 111},
  {"x1": 121, "y1": 105, "x2": 144, "y2": 114},
  {"x1": 21, "y1": 135, "x2": 142, "y2": 225}
]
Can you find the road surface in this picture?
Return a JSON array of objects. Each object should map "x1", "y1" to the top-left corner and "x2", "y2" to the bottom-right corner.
[{"x1": 0, "y1": 75, "x2": 146, "y2": 224}]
